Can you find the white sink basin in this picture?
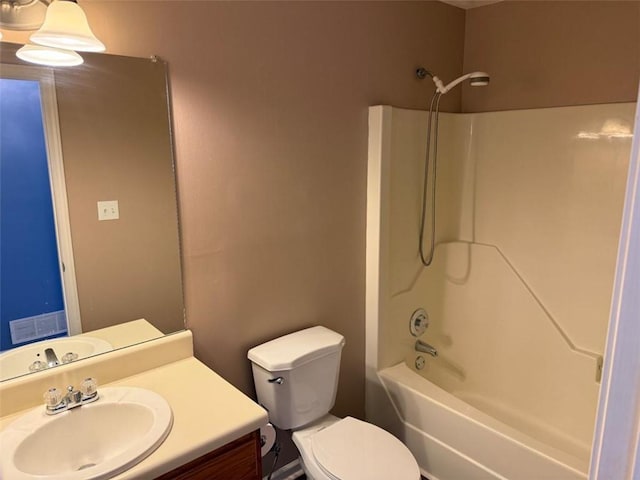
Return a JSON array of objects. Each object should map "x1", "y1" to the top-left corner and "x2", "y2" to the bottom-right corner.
[
  {"x1": 0, "y1": 387, "x2": 173, "y2": 480},
  {"x1": 0, "y1": 336, "x2": 113, "y2": 381}
]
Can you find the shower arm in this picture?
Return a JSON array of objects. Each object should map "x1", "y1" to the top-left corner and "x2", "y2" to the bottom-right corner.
[{"x1": 416, "y1": 68, "x2": 450, "y2": 95}]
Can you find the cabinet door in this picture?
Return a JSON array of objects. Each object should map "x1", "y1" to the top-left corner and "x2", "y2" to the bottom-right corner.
[{"x1": 155, "y1": 431, "x2": 262, "y2": 480}]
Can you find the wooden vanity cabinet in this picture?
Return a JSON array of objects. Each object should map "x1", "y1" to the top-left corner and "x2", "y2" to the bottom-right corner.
[{"x1": 155, "y1": 431, "x2": 262, "y2": 480}]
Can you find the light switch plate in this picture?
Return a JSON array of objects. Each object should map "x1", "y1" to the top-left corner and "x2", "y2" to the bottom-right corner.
[{"x1": 97, "y1": 200, "x2": 119, "y2": 221}]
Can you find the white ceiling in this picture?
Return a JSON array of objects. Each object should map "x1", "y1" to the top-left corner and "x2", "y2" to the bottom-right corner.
[{"x1": 439, "y1": 0, "x2": 503, "y2": 9}]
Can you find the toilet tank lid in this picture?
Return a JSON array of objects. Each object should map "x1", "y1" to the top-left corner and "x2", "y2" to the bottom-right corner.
[{"x1": 248, "y1": 326, "x2": 345, "y2": 371}]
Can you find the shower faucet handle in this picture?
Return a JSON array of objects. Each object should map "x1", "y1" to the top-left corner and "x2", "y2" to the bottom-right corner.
[{"x1": 410, "y1": 308, "x2": 429, "y2": 337}]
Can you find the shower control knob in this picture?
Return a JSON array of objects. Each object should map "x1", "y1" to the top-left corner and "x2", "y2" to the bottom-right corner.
[{"x1": 410, "y1": 308, "x2": 429, "y2": 337}]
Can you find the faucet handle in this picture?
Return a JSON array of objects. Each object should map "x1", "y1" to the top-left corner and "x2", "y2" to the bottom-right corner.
[
  {"x1": 29, "y1": 360, "x2": 47, "y2": 372},
  {"x1": 61, "y1": 352, "x2": 79, "y2": 364},
  {"x1": 43, "y1": 387, "x2": 63, "y2": 408},
  {"x1": 79, "y1": 377, "x2": 98, "y2": 397}
]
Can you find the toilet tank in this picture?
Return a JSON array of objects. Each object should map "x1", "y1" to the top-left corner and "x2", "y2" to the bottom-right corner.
[{"x1": 248, "y1": 326, "x2": 345, "y2": 430}]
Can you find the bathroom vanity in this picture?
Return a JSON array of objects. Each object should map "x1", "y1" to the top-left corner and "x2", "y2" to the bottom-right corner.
[{"x1": 0, "y1": 330, "x2": 267, "y2": 479}]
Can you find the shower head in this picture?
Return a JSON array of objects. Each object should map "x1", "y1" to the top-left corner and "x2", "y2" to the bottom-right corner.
[
  {"x1": 432, "y1": 71, "x2": 491, "y2": 94},
  {"x1": 469, "y1": 72, "x2": 490, "y2": 87}
]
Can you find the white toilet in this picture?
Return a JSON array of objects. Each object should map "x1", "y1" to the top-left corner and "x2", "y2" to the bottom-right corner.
[{"x1": 248, "y1": 326, "x2": 420, "y2": 480}]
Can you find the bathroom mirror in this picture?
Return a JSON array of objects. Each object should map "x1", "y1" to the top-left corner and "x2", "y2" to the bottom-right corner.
[{"x1": 0, "y1": 42, "x2": 185, "y2": 381}]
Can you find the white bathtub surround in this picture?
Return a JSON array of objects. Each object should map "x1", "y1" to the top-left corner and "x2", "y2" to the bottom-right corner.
[{"x1": 366, "y1": 103, "x2": 635, "y2": 480}]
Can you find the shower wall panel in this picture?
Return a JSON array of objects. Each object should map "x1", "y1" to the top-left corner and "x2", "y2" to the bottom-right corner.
[
  {"x1": 472, "y1": 104, "x2": 634, "y2": 354},
  {"x1": 372, "y1": 102, "x2": 635, "y2": 371},
  {"x1": 387, "y1": 109, "x2": 473, "y2": 296}
]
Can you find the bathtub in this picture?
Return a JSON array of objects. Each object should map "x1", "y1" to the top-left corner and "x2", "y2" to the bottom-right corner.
[{"x1": 378, "y1": 363, "x2": 588, "y2": 480}]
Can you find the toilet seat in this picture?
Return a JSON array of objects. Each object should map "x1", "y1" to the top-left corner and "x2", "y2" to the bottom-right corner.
[{"x1": 309, "y1": 416, "x2": 419, "y2": 480}]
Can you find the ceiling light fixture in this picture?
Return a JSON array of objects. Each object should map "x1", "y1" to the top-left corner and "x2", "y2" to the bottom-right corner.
[{"x1": 0, "y1": 0, "x2": 105, "y2": 67}]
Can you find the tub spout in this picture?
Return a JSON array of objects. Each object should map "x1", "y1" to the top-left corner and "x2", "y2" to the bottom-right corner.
[{"x1": 415, "y1": 340, "x2": 438, "y2": 357}]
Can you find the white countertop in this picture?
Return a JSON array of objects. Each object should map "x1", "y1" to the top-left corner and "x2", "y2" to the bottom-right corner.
[{"x1": 112, "y1": 357, "x2": 268, "y2": 478}]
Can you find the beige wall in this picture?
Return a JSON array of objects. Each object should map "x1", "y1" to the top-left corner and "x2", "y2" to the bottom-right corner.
[
  {"x1": 462, "y1": 0, "x2": 640, "y2": 112},
  {"x1": 78, "y1": 1, "x2": 466, "y2": 421}
]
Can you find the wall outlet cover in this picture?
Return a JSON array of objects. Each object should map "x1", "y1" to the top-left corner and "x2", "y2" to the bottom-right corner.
[{"x1": 97, "y1": 200, "x2": 119, "y2": 221}]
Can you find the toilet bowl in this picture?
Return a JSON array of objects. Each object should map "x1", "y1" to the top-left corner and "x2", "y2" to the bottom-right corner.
[
  {"x1": 247, "y1": 326, "x2": 420, "y2": 480},
  {"x1": 292, "y1": 415, "x2": 420, "y2": 480}
]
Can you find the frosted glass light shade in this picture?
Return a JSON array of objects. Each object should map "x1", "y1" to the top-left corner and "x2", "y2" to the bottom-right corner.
[
  {"x1": 17, "y1": 44, "x2": 83, "y2": 66},
  {"x1": 30, "y1": 1, "x2": 105, "y2": 52}
]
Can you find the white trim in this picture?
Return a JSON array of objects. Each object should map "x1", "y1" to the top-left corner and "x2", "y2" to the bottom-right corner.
[
  {"x1": 589, "y1": 85, "x2": 640, "y2": 479},
  {"x1": 0, "y1": 64, "x2": 82, "y2": 335},
  {"x1": 365, "y1": 106, "x2": 393, "y2": 407}
]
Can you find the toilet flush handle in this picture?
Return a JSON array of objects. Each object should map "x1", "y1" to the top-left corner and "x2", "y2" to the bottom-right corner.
[{"x1": 268, "y1": 377, "x2": 284, "y2": 385}]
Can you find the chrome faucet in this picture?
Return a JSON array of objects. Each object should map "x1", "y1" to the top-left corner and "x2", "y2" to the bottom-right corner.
[
  {"x1": 415, "y1": 339, "x2": 438, "y2": 357},
  {"x1": 44, "y1": 377, "x2": 99, "y2": 415},
  {"x1": 44, "y1": 347, "x2": 59, "y2": 368}
]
